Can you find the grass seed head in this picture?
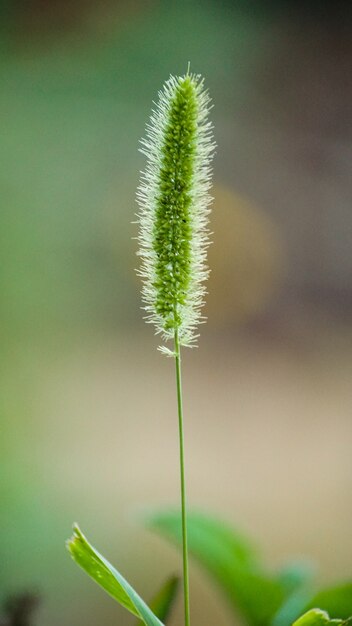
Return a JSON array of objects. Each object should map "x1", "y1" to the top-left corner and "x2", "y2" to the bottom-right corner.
[{"x1": 137, "y1": 71, "x2": 215, "y2": 351}]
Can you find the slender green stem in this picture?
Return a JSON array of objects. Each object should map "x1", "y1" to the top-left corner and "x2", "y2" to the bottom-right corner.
[{"x1": 174, "y1": 329, "x2": 191, "y2": 626}]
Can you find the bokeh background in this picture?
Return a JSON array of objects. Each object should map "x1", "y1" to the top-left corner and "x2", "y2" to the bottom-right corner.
[{"x1": 1, "y1": 1, "x2": 351, "y2": 625}]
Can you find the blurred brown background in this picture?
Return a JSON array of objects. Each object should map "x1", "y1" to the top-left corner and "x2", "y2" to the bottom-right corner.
[{"x1": 0, "y1": 1, "x2": 351, "y2": 625}]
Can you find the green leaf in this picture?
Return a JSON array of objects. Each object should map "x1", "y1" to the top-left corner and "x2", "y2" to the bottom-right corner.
[
  {"x1": 292, "y1": 609, "x2": 340, "y2": 626},
  {"x1": 271, "y1": 581, "x2": 352, "y2": 626},
  {"x1": 304, "y1": 584, "x2": 352, "y2": 621},
  {"x1": 148, "y1": 510, "x2": 287, "y2": 626},
  {"x1": 136, "y1": 576, "x2": 179, "y2": 626},
  {"x1": 149, "y1": 509, "x2": 258, "y2": 569},
  {"x1": 67, "y1": 524, "x2": 164, "y2": 626}
]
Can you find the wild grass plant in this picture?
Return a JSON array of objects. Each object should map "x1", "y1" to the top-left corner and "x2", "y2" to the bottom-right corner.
[{"x1": 66, "y1": 71, "x2": 352, "y2": 626}]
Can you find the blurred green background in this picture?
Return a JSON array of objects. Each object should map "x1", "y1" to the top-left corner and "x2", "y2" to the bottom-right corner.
[{"x1": 1, "y1": 1, "x2": 351, "y2": 625}]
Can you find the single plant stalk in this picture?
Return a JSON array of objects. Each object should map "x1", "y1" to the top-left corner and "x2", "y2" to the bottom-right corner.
[
  {"x1": 174, "y1": 329, "x2": 190, "y2": 626},
  {"x1": 137, "y1": 71, "x2": 214, "y2": 626}
]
